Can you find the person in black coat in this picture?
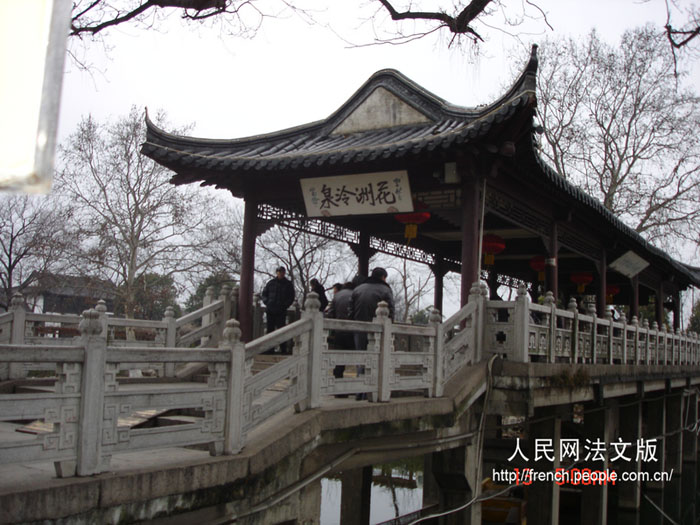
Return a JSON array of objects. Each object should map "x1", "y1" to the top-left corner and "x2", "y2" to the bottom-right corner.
[
  {"x1": 349, "y1": 267, "x2": 395, "y2": 350},
  {"x1": 261, "y1": 266, "x2": 295, "y2": 353},
  {"x1": 309, "y1": 278, "x2": 329, "y2": 312},
  {"x1": 327, "y1": 281, "x2": 355, "y2": 380}
]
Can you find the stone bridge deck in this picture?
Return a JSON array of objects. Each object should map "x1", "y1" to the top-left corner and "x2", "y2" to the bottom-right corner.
[
  {"x1": 3, "y1": 361, "x2": 700, "y2": 524},
  {"x1": 1, "y1": 287, "x2": 700, "y2": 523}
]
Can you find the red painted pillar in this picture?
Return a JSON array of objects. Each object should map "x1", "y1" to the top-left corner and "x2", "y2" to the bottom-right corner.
[
  {"x1": 239, "y1": 197, "x2": 258, "y2": 342},
  {"x1": 460, "y1": 170, "x2": 483, "y2": 307}
]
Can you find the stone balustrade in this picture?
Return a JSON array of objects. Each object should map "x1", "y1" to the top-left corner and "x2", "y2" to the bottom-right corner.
[{"x1": 0, "y1": 285, "x2": 698, "y2": 479}]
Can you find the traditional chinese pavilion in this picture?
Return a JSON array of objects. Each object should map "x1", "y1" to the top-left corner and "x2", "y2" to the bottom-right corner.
[{"x1": 142, "y1": 46, "x2": 700, "y2": 341}]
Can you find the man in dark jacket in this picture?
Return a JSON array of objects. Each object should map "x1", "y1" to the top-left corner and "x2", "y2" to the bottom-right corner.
[
  {"x1": 327, "y1": 282, "x2": 354, "y2": 380},
  {"x1": 261, "y1": 266, "x2": 295, "y2": 353},
  {"x1": 349, "y1": 267, "x2": 394, "y2": 350}
]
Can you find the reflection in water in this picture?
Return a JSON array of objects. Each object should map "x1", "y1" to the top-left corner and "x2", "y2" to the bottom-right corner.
[{"x1": 320, "y1": 461, "x2": 424, "y2": 524}]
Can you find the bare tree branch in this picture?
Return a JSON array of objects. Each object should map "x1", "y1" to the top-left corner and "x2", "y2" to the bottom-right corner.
[
  {"x1": 536, "y1": 26, "x2": 700, "y2": 253},
  {"x1": 376, "y1": 0, "x2": 492, "y2": 40}
]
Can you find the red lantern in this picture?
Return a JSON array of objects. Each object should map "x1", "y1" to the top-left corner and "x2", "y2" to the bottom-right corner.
[
  {"x1": 606, "y1": 284, "x2": 620, "y2": 304},
  {"x1": 529, "y1": 255, "x2": 546, "y2": 282},
  {"x1": 482, "y1": 234, "x2": 506, "y2": 266},
  {"x1": 394, "y1": 212, "x2": 430, "y2": 243},
  {"x1": 570, "y1": 272, "x2": 593, "y2": 293}
]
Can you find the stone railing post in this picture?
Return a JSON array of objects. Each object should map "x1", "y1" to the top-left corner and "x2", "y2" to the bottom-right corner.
[
  {"x1": 222, "y1": 319, "x2": 246, "y2": 454},
  {"x1": 95, "y1": 299, "x2": 108, "y2": 338},
  {"x1": 77, "y1": 309, "x2": 108, "y2": 476},
  {"x1": 301, "y1": 292, "x2": 323, "y2": 409},
  {"x1": 219, "y1": 284, "x2": 232, "y2": 322},
  {"x1": 253, "y1": 293, "x2": 263, "y2": 339},
  {"x1": 513, "y1": 285, "x2": 530, "y2": 363},
  {"x1": 605, "y1": 309, "x2": 614, "y2": 364},
  {"x1": 676, "y1": 327, "x2": 682, "y2": 365},
  {"x1": 202, "y1": 286, "x2": 216, "y2": 346},
  {"x1": 290, "y1": 300, "x2": 301, "y2": 324},
  {"x1": 631, "y1": 316, "x2": 639, "y2": 364},
  {"x1": 568, "y1": 297, "x2": 579, "y2": 363},
  {"x1": 9, "y1": 293, "x2": 26, "y2": 379},
  {"x1": 163, "y1": 306, "x2": 176, "y2": 377},
  {"x1": 374, "y1": 301, "x2": 393, "y2": 403},
  {"x1": 651, "y1": 321, "x2": 659, "y2": 364},
  {"x1": 642, "y1": 319, "x2": 650, "y2": 363},
  {"x1": 430, "y1": 308, "x2": 444, "y2": 397},
  {"x1": 587, "y1": 302, "x2": 597, "y2": 364},
  {"x1": 468, "y1": 282, "x2": 485, "y2": 362},
  {"x1": 544, "y1": 291, "x2": 556, "y2": 363},
  {"x1": 231, "y1": 284, "x2": 240, "y2": 321},
  {"x1": 479, "y1": 283, "x2": 489, "y2": 361}
]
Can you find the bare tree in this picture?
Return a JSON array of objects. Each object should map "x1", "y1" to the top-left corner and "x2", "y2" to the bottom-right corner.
[
  {"x1": 70, "y1": 0, "x2": 274, "y2": 38},
  {"x1": 381, "y1": 258, "x2": 433, "y2": 323},
  {"x1": 536, "y1": 26, "x2": 700, "y2": 250},
  {"x1": 0, "y1": 195, "x2": 75, "y2": 310},
  {"x1": 68, "y1": 0, "x2": 551, "y2": 51},
  {"x1": 664, "y1": 1, "x2": 700, "y2": 70},
  {"x1": 56, "y1": 107, "x2": 223, "y2": 317},
  {"x1": 256, "y1": 224, "x2": 355, "y2": 301}
]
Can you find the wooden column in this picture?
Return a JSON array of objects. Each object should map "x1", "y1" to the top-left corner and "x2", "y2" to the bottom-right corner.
[
  {"x1": 239, "y1": 197, "x2": 258, "y2": 342},
  {"x1": 431, "y1": 256, "x2": 446, "y2": 314},
  {"x1": 655, "y1": 283, "x2": 664, "y2": 328},
  {"x1": 630, "y1": 276, "x2": 640, "y2": 320},
  {"x1": 357, "y1": 230, "x2": 371, "y2": 278},
  {"x1": 597, "y1": 250, "x2": 607, "y2": 317},
  {"x1": 460, "y1": 170, "x2": 483, "y2": 307},
  {"x1": 546, "y1": 222, "x2": 559, "y2": 300},
  {"x1": 673, "y1": 290, "x2": 681, "y2": 331}
]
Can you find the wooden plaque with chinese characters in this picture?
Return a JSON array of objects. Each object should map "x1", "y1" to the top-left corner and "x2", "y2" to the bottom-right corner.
[{"x1": 300, "y1": 171, "x2": 413, "y2": 217}]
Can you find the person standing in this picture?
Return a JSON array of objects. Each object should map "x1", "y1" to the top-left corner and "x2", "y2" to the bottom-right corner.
[
  {"x1": 348, "y1": 268, "x2": 394, "y2": 399},
  {"x1": 349, "y1": 267, "x2": 394, "y2": 350},
  {"x1": 327, "y1": 281, "x2": 355, "y2": 380},
  {"x1": 261, "y1": 266, "x2": 295, "y2": 354},
  {"x1": 309, "y1": 278, "x2": 329, "y2": 312}
]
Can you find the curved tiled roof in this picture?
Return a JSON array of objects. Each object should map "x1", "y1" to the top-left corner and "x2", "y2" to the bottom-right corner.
[
  {"x1": 142, "y1": 57, "x2": 536, "y2": 178},
  {"x1": 141, "y1": 45, "x2": 700, "y2": 289}
]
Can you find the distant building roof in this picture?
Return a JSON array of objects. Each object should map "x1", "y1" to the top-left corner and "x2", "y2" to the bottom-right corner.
[{"x1": 20, "y1": 272, "x2": 117, "y2": 301}]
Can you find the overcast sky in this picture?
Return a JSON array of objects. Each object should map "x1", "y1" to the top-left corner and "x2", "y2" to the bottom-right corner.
[
  {"x1": 58, "y1": 1, "x2": 683, "y2": 142},
  {"x1": 52, "y1": 0, "x2": 700, "y2": 320}
]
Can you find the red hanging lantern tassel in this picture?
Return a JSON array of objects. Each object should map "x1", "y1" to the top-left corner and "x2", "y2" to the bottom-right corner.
[
  {"x1": 482, "y1": 234, "x2": 506, "y2": 266},
  {"x1": 529, "y1": 255, "x2": 546, "y2": 282},
  {"x1": 394, "y1": 212, "x2": 430, "y2": 244},
  {"x1": 606, "y1": 284, "x2": 620, "y2": 305},
  {"x1": 570, "y1": 272, "x2": 593, "y2": 294}
]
